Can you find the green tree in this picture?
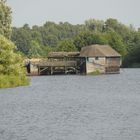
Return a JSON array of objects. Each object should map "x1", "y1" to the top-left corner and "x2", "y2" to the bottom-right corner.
[
  {"x1": 85, "y1": 19, "x2": 104, "y2": 32},
  {"x1": 11, "y1": 27, "x2": 32, "y2": 55},
  {"x1": 57, "y1": 39, "x2": 77, "y2": 52},
  {"x1": 45, "y1": 35, "x2": 58, "y2": 47},
  {"x1": 74, "y1": 31, "x2": 108, "y2": 50},
  {"x1": 0, "y1": 0, "x2": 12, "y2": 39},
  {"x1": 0, "y1": 35, "x2": 29, "y2": 88},
  {"x1": 123, "y1": 31, "x2": 140, "y2": 67},
  {"x1": 105, "y1": 31, "x2": 127, "y2": 56},
  {"x1": 28, "y1": 40, "x2": 42, "y2": 58},
  {"x1": 0, "y1": 0, "x2": 29, "y2": 88},
  {"x1": 41, "y1": 46, "x2": 54, "y2": 57}
]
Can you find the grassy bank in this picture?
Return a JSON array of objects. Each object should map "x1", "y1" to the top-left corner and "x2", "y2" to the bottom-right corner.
[
  {"x1": 0, "y1": 75, "x2": 30, "y2": 88},
  {"x1": 87, "y1": 70, "x2": 101, "y2": 75}
]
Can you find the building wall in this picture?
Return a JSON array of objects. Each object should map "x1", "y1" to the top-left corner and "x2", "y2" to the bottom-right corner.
[
  {"x1": 88, "y1": 57, "x2": 106, "y2": 65},
  {"x1": 86, "y1": 57, "x2": 121, "y2": 74},
  {"x1": 106, "y1": 57, "x2": 121, "y2": 66},
  {"x1": 86, "y1": 57, "x2": 106, "y2": 74},
  {"x1": 30, "y1": 64, "x2": 39, "y2": 76},
  {"x1": 105, "y1": 57, "x2": 121, "y2": 73}
]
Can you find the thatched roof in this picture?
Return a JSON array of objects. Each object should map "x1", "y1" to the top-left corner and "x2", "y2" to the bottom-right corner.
[
  {"x1": 80, "y1": 44, "x2": 121, "y2": 57},
  {"x1": 48, "y1": 52, "x2": 80, "y2": 58}
]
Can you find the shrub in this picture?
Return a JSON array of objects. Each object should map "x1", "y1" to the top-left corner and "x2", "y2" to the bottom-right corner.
[{"x1": 0, "y1": 35, "x2": 30, "y2": 88}]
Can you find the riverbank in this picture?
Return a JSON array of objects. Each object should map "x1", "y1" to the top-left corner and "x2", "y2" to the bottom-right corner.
[{"x1": 0, "y1": 75, "x2": 30, "y2": 88}]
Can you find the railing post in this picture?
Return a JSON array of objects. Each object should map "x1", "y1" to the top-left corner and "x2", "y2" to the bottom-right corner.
[
  {"x1": 51, "y1": 67, "x2": 53, "y2": 75},
  {"x1": 38, "y1": 66, "x2": 40, "y2": 75}
]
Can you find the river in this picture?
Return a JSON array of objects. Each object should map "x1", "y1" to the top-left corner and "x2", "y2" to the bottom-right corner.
[{"x1": 0, "y1": 69, "x2": 140, "y2": 140}]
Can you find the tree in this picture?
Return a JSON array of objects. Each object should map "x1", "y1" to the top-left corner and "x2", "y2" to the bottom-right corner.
[
  {"x1": 0, "y1": 0, "x2": 29, "y2": 88},
  {"x1": 0, "y1": 0, "x2": 12, "y2": 39},
  {"x1": 123, "y1": 31, "x2": 140, "y2": 67},
  {"x1": 28, "y1": 41, "x2": 42, "y2": 58},
  {"x1": 57, "y1": 39, "x2": 77, "y2": 52},
  {"x1": 105, "y1": 31, "x2": 127, "y2": 56},
  {"x1": 74, "y1": 31, "x2": 108, "y2": 50},
  {"x1": 0, "y1": 35, "x2": 29, "y2": 87},
  {"x1": 85, "y1": 19, "x2": 104, "y2": 32},
  {"x1": 0, "y1": 35, "x2": 22, "y2": 74},
  {"x1": 45, "y1": 35, "x2": 58, "y2": 47},
  {"x1": 41, "y1": 46, "x2": 54, "y2": 57},
  {"x1": 11, "y1": 27, "x2": 32, "y2": 55}
]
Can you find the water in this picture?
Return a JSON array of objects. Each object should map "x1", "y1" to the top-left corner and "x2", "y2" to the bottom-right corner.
[{"x1": 0, "y1": 69, "x2": 140, "y2": 140}]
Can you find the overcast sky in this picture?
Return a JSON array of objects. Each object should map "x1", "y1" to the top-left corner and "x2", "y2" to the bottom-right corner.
[{"x1": 7, "y1": 0, "x2": 140, "y2": 28}]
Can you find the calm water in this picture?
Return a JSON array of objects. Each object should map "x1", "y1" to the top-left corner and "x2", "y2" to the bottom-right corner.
[{"x1": 0, "y1": 69, "x2": 140, "y2": 140}]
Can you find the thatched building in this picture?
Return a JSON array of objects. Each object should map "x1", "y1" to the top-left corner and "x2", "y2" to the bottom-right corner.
[{"x1": 80, "y1": 44, "x2": 121, "y2": 74}]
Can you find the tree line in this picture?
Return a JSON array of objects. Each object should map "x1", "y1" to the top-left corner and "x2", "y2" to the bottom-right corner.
[{"x1": 11, "y1": 19, "x2": 140, "y2": 67}]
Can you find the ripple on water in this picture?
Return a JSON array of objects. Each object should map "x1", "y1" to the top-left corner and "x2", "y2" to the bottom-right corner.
[{"x1": 0, "y1": 69, "x2": 140, "y2": 140}]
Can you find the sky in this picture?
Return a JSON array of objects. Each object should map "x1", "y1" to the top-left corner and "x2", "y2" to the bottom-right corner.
[{"x1": 7, "y1": 0, "x2": 140, "y2": 28}]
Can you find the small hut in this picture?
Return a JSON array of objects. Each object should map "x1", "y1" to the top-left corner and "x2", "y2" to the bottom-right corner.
[{"x1": 80, "y1": 44, "x2": 121, "y2": 74}]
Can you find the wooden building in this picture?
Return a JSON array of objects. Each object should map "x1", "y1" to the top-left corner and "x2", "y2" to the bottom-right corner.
[
  {"x1": 26, "y1": 52, "x2": 86, "y2": 75},
  {"x1": 38, "y1": 52, "x2": 86, "y2": 75},
  {"x1": 26, "y1": 44, "x2": 121, "y2": 75},
  {"x1": 80, "y1": 44, "x2": 121, "y2": 74}
]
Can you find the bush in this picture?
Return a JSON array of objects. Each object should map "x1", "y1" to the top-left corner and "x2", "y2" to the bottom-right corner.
[
  {"x1": 0, "y1": 35, "x2": 30, "y2": 88},
  {"x1": 0, "y1": 74, "x2": 30, "y2": 88}
]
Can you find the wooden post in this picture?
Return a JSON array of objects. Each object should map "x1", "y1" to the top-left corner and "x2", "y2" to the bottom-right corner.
[
  {"x1": 65, "y1": 66, "x2": 67, "y2": 74},
  {"x1": 38, "y1": 66, "x2": 40, "y2": 75},
  {"x1": 51, "y1": 67, "x2": 53, "y2": 75},
  {"x1": 64, "y1": 57, "x2": 67, "y2": 74}
]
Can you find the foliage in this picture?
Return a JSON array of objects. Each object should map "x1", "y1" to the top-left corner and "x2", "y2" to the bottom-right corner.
[
  {"x1": 0, "y1": 0, "x2": 29, "y2": 88},
  {"x1": 0, "y1": 0, "x2": 12, "y2": 39},
  {"x1": 57, "y1": 39, "x2": 77, "y2": 52},
  {"x1": 0, "y1": 35, "x2": 29, "y2": 88},
  {"x1": 74, "y1": 31, "x2": 108, "y2": 51},
  {"x1": 11, "y1": 27, "x2": 32, "y2": 55},
  {"x1": 105, "y1": 31, "x2": 127, "y2": 56},
  {"x1": 85, "y1": 19, "x2": 104, "y2": 32},
  {"x1": 0, "y1": 74, "x2": 29, "y2": 88},
  {"x1": 28, "y1": 40, "x2": 42, "y2": 58},
  {"x1": 10, "y1": 18, "x2": 140, "y2": 67}
]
